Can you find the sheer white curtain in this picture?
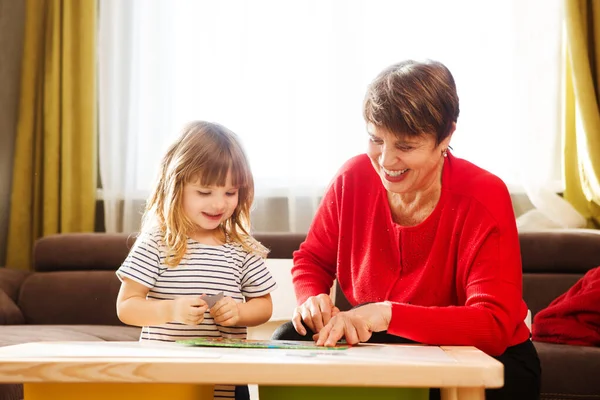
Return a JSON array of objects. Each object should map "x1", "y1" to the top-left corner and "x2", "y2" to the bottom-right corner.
[{"x1": 99, "y1": 0, "x2": 563, "y2": 234}]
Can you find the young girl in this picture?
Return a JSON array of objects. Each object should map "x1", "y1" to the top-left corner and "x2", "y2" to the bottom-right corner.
[{"x1": 116, "y1": 121, "x2": 276, "y2": 400}]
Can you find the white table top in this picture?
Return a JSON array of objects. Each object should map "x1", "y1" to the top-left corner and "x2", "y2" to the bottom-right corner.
[{"x1": 0, "y1": 341, "x2": 503, "y2": 388}]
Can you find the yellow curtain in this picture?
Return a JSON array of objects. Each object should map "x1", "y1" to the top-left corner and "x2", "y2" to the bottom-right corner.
[
  {"x1": 6, "y1": 0, "x2": 97, "y2": 270},
  {"x1": 563, "y1": 0, "x2": 600, "y2": 227}
]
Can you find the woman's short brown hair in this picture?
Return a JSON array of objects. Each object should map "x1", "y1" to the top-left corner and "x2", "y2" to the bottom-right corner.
[{"x1": 363, "y1": 59, "x2": 460, "y2": 144}]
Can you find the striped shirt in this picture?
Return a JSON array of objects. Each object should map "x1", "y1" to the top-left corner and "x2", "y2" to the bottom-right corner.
[{"x1": 116, "y1": 230, "x2": 277, "y2": 399}]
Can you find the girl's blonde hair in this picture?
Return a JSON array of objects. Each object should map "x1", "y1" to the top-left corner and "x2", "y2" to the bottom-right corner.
[{"x1": 141, "y1": 121, "x2": 268, "y2": 266}]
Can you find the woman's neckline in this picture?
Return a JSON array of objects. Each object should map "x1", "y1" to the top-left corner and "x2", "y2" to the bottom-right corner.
[
  {"x1": 389, "y1": 187, "x2": 446, "y2": 229},
  {"x1": 385, "y1": 156, "x2": 450, "y2": 230}
]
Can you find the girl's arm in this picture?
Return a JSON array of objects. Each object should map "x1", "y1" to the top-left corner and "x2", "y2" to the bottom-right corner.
[
  {"x1": 238, "y1": 293, "x2": 273, "y2": 327},
  {"x1": 117, "y1": 277, "x2": 207, "y2": 326},
  {"x1": 211, "y1": 293, "x2": 273, "y2": 327}
]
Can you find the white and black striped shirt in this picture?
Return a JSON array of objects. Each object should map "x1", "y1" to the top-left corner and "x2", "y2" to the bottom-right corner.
[{"x1": 116, "y1": 230, "x2": 277, "y2": 399}]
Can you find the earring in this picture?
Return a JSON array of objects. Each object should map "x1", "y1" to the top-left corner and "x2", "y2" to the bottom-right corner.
[{"x1": 442, "y1": 148, "x2": 448, "y2": 157}]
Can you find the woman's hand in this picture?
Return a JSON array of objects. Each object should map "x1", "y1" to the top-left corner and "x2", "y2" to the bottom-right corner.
[
  {"x1": 170, "y1": 297, "x2": 208, "y2": 325},
  {"x1": 292, "y1": 294, "x2": 340, "y2": 335},
  {"x1": 211, "y1": 296, "x2": 241, "y2": 326},
  {"x1": 314, "y1": 302, "x2": 392, "y2": 346}
]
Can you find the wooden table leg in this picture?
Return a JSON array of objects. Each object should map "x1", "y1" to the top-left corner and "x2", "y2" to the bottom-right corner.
[
  {"x1": 24, "y1": 383, "x2": 214, "y2": 400},
  {"x1": 440, "y1": 387, "x2": 485, "y2": 400},
  {"x1": 259, "y1": 386, "x2": 428, "y2": 400}
]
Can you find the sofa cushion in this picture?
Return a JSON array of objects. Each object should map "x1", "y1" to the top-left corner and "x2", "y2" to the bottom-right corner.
[
  {"x1": 0, "y1": 268, "x2": 29, "y2": 301},
  {"x1": 523, "y1": 273, "x2": 583, "y2": 317},
  {"x1": 18, "y1": 271, "x2": 123, "y2": 325},
  {"x1": 0, "y1": 325, "x2": 141, "y2": 347},
  {"x1": 0, "y1": 292, "x2": 24, "y2": 325},
  {"x1": 534, "y1": 341, "x2": 600, "y2": 399},
  {"x1": 520, "y1": 230, "x2": 600, "y2": 273},
  {"x1": 265, "y1": 259, "x2": 297, "y2": 321}
]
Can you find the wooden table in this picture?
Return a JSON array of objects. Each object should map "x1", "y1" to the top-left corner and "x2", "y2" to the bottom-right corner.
[{"x1": 0, "y1": 341, "x2": 503, "y2": 400}]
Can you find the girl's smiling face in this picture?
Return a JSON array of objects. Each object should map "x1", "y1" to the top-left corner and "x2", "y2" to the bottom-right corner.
[{"x1": 182, "y1": 170, "x2": 239, "y2": 235}]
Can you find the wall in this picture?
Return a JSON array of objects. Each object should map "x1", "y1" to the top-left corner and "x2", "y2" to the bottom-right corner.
[{"x1": 0, "y1": 0, "x2": 25, "y2": 265}]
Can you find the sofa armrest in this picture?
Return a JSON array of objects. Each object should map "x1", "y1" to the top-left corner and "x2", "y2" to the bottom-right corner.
[{"x1": 0, "y1": 268, "x2": 28, "y2": 324}]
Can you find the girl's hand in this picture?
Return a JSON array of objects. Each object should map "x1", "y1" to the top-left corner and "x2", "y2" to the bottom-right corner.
[
  {"x1": 292, "y1": 294, "x2": 340, "y2": 335},
  {"x1": 314, "y1": 302, "x2": 392, "y2": 347},
  {"x1": 211, "y1": 296, "x2": 241, "y2": 326},
  {"x1": 170, "y1": 296, "x2": 208, "y2": 325}
]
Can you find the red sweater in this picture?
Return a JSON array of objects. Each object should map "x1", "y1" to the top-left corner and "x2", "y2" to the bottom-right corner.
[
  {"x1": 292, "y1": 153, "x2": 530, "y2": 356},
  {"x1": 532, "y1": 266, "x2": 600, "y2": 346}
]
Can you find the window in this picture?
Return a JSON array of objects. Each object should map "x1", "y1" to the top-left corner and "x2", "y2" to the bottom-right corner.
[{"x1": 99, "y1": 0, "x2": 563, "y2": 232}]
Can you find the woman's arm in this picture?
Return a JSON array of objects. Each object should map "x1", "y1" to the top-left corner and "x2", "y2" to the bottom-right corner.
[{"x1": 387, "y1": 227, "x2": 526, "y2": 356}]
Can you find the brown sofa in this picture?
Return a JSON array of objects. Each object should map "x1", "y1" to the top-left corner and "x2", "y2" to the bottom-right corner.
[
  {"x1": 0, "y1": 232, "x2": 304, "y2": 400},
  {"x1": 1, "y1": 230, "x2": 599, "y2": 400}
]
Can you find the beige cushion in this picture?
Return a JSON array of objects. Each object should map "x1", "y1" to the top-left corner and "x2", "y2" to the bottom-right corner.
[{"x1": 265, "y1": 259, "x2": 296, "y2": 321}]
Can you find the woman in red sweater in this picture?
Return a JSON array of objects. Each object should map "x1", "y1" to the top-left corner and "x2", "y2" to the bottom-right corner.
[{"x1": 272, "y1": 60, "x2": 540, "y2": 400}]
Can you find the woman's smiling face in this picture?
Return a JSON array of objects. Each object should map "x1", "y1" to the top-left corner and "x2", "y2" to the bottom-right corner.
[{"x1": 366, "y1": 123, "x2": 452, "y2": 195}]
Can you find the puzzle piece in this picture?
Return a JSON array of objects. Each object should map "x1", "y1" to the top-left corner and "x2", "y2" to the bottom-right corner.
[{"x1": 200, "y1": 291, "x2": 224, "y2": 308}]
